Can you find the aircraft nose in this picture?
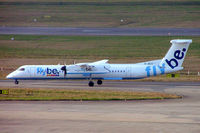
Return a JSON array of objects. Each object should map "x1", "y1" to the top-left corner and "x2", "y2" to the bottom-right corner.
[{"x1": 6, "y1": 73, "x2": 14, "y2": 79}]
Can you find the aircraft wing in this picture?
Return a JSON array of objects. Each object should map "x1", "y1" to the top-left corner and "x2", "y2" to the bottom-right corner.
[
  {"x1": 75, "y1": 59, "x2": 109, "y2": 71},
  {"x1": 89, "y1": 59, "x2": 109, "y2": 65},
  {"x1": 78, "y1": 64, "x2": 95, "y2": 71}
]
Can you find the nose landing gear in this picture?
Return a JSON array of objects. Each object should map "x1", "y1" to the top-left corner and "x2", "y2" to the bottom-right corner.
[{"x1": 15, "y1": 79, "x2": 19, "y2": 84}]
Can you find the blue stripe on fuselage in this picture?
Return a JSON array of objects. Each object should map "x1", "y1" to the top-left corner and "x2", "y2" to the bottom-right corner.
[{"x1": 8, "y1": 77, "x2": 145, "y2": 80}]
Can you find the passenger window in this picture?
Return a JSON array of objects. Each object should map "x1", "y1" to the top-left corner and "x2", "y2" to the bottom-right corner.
[{"x1": 19, "y1": 68, "x2": 25, "y2": 71}]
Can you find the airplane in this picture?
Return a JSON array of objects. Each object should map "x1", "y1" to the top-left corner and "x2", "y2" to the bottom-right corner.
[{"x1": 6, "y1": 39, "x2": 192, "y2": 87}]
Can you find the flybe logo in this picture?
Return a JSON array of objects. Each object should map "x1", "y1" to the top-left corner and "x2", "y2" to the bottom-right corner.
[
  {"x1": 145, "y1": 63, "x2": 165, "y2": 77},
  {"x1": 165, "y1": 48, "x2": 186, "y2": 69},
  {"x1": 37, "y1": 67, "x2": 59, "y2": 76}
]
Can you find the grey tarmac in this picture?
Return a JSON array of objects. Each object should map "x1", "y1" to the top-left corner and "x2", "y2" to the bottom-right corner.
[
  {"x1": 0, "y1": 80, "x2": 200, "y2": 133},
  {"x1": 0, "y1": 27, "x2": 200, "y2": 36}
]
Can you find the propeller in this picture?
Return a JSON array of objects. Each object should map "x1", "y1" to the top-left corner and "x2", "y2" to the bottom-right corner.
[{"x1": 61, "y1": 65, "x2": 67, "y2": 77}]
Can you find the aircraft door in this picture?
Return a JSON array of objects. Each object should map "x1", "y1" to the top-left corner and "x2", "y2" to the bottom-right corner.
[
  {"x1": 29, "y1": 67, "x2": 35, "y2": 77},
  {"x1": 126, "y1": 66, "x2": 132, "y2": 77}
]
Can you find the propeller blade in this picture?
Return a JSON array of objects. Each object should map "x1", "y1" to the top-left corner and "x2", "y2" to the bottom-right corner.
[{"x1": 61, "y1": 66, "x2": 67, "y2": 77}]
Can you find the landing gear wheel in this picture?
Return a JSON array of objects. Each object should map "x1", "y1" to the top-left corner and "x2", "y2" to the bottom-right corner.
[
  {"x1": 97, "y1": 80, "x2": 103, "y2": 85},
  {"x1": 88, "y1": 81, "x2": 94, "y2": 87},
  {"x1": 15, "y1": 80, "x2": 19, "y2": 84}
]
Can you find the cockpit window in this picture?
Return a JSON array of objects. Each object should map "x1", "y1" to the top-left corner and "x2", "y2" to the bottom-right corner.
[{"x1": 19, "y1": 68, "x2": 25, "y2": 71}]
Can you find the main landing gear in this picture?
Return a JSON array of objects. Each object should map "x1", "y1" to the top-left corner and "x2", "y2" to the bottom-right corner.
[
  {"x1": 15, "y1": 79, "x2": 19, "y2": 84},
  {"x1": 88, "y1": 81, "x2": 94, "y2": 87},
  {"x1": 97, "y1": 79, "x2": 102, "y2": 85},
  {"x1": 88, "y1": 80, "x2": 103, "y2": 87}
]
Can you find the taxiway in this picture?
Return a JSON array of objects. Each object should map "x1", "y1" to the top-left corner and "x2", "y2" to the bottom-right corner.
[
  {"x1": 0, "y1": 27, "x2": 200, "y2": 36},
  {"x1": 0, "y1": 80, "x2": 200, "y2": 133}
]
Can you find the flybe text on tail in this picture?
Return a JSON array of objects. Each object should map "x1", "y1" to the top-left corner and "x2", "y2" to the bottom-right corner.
[
  {"x1": 159, "y1": 39, "x2": 192, "y2": 69},
  {"x1": 165, "y1": 48, "x2": 186, "y2": 69}
]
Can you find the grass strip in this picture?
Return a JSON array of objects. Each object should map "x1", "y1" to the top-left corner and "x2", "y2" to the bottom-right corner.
[
  {"x1": 0, "y1": 35, "x2": 200, "y2": 59},
  {"x1": 0, "y1": 88, "x2": 181, "y2": 101},
  {"x1": 0, "y1": 0, "x2": 200, "y2": 28}
]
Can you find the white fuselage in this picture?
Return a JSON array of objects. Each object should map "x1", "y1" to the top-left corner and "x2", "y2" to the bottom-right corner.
[
  {"x1": 6, "y1": 63, "x2": 181, "y2": 80},
  {"x1": 6, "y1": 39, "x2": 192, "y2": 86}
]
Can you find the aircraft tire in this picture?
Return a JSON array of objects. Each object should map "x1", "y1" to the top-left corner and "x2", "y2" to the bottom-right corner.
[
  {"x1": 15, "y1": 80, "x2": 19, "y2": 84},
  {"x1": 88, "y1": 81, "x2": 94, "y2": 87},
  {"x1": 97, "y1": 80, "x2": 103, "y2": 85}
]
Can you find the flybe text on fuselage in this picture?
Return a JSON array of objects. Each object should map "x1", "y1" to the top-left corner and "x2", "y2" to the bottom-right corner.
[
  {"x1": 37, "y1": 67, "x2": 60, "y2": 76},
  {"x1": 145, "y1": 63, "x2": 165, "y2": 77}
]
